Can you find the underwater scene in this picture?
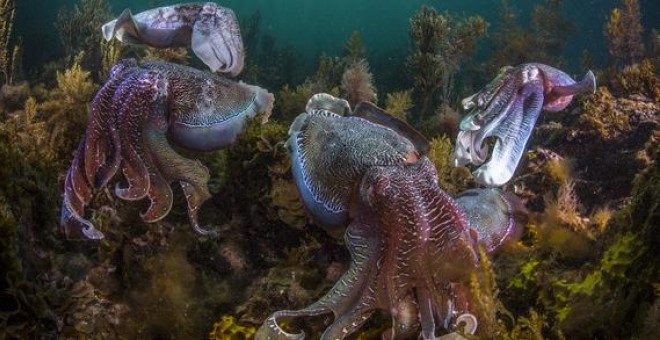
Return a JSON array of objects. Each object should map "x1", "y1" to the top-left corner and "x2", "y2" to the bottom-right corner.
[{"x1": 1, "y1": 0, "x2": 659, "y2": 338}]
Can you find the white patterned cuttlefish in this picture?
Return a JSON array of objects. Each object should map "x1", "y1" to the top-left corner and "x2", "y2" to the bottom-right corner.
[
  {"x1": 256, "y1": 94, "x2": 527, "y2": 339},
  {"x1": 455, "y1": 63, "x2": 596, "y2": 187},
  {"x1": 102, "y1": 2, "x2": 244, "y2": 76},
  {"x1": 61, "y1": 59, "x2": 273, "y2": 240},
  {"x1": 61, "y1": 3, "x2": 274, "y2": 240}
]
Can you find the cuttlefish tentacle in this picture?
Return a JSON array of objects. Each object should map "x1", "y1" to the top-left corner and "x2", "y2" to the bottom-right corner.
[
  {"x1": 257, "y1": 219, "x2": 382, "y2": 339},
  {"x1": 83, "y1": 61, "x2": 132, "y2": 187},
  {"x1": 141, "y1": 76, "x2": 212, "y2": 233},
  {"x1": 358, "y1": 159, "x2": 479, "y2": 337},
  {"x1": 135, "y1": 73, "x2": 175, "y2": 223},
  {"x1": 455, "y1": 63, "x2": 596, "y2": 187},
  {"x1": 61, "y1": 138, "x2": 102, "y2": 239},
  {"x1": 113, "y1": 80, "x2": 153, "y2": 201}
]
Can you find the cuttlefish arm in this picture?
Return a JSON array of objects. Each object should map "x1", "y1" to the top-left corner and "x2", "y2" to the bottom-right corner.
[
  {"x1": 455, "y1": 63, "x2": 596, "y2": 187},
  {"x1": 102, "y1": 2, "x2": 245, "y2": 76}
]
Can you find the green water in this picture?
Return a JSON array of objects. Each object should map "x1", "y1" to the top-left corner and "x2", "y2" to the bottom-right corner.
[{"x1": 16, "y1": 0, "x2": 659, "y2": 77}]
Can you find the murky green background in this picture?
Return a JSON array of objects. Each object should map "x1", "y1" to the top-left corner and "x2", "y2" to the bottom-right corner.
[{"x1": 16, "y1": 0, "x2": 659, "y2": 74}]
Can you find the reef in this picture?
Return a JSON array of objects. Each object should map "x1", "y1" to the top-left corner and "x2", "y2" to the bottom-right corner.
[{"x1": 1, "y1": 1, "x2": 658, "y2": 339}]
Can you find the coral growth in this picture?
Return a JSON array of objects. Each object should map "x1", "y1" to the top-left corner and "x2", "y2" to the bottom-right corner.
[{"x1": 605, "y1": 0, "x2": 645, "y2": 67}]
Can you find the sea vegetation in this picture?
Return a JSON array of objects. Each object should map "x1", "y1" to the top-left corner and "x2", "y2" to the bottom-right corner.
[
  {"x1": 209, "y1": 315, "x2": 256, "y2": 340},
  {"x1": 0, "y1": 0, "x2": 20, "y2": 86},
  {"x1": 384, "y1": 89, "x2": 413, "y2": 122},
  {"x1": 239, "y1": 11, "x2": 298, "y2": 91},
  {"x1": 491, "y1": 0, "x2": 572, "y2": 69},
  {"x1": 406, "y1": 6, "x2": 486, "y2": 121},
  {"x1": 274, "y1": 32, "x2": 376, "y2": 122},
  {"x1": 340, "y1": 32, "x2": 378, "y2": 107},
  {"x1": 427, "y1": 135, "x2": 473, "y2": 195},
  {"x1": 604, "y1": 0, "x2": 645, "y2": 67},
  {"x1": 0, "y1": 0, "x2": 658, "y2": 339},
  {"x1": 0, "y1": 95, "x2": 65, "y2": 338},
  {"x1": 341, "y1": 58, "x2": 377, "y2": 107},
  {"x1": 601, "y1": 0, "x2": 659, "y2": 104},
  {"x1": 55, "y1": 0, "x2": 113, "y2": 75}
]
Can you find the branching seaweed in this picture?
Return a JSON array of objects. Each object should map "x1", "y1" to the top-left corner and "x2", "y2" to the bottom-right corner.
[
  {"x1": 407, "y1": 6, "x2": 486, "y2": 120},
  {"x1": 605, "y1": 0, "x2": 645, "y2": 67},
  {"x1": 55, "y1": 0, "x2": 113, "y2": 75},
  {"x1": 0, "y1": 0, "x2": 17, "y2": 85}
]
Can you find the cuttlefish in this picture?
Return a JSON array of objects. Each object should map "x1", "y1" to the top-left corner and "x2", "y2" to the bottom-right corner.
[
  {"x1": 257, "y1": 94, "x2": 526, "y2": 339},
  {"x1": 102, "y1": 2, "x2": 244, "y2": 76},
  {"x1": 61, "y1": 59, "x2": 273, "y2": 239},
  {"x1": 455, "y1": 63, "x2": 596, "y2": 187}
]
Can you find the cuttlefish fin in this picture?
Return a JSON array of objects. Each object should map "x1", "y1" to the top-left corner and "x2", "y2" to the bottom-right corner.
[
  {"x1": 102, "y1": 8, "x2": 143, "y2": 45},
  {"x1": 454, "y1": 188, "x2": 527, "y2": 253},
  {"x1": 352, "y1": 101, "x2": 430, "y2": 156},
  {"x1": 551, "y1": 70, "x2": 597, "y2": 97}
]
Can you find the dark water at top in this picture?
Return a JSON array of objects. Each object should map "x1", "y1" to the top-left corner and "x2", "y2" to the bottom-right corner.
[{"x1": 15, "y1": 0, "x2": 660, "y2": 77}]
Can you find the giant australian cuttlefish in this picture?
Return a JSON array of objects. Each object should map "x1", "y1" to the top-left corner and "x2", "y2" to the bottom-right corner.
[
  {"x1": 256, "y1": 94, "x2": 528, "y2": 339},
  {"x1": 61, "y1": 2, "x2": 273, "y2": 239},
  {"x1": 256, "y1": 62, "x2": 594, "y2": 338},
  {"x1": 455, "y1": 63, "x2": 596, "y2": 187}
]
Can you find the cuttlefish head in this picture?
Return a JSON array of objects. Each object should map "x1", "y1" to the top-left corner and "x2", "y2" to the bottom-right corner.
[{"x1": 455, "y1": 63, "x2": 596, "y2": 187}]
